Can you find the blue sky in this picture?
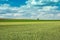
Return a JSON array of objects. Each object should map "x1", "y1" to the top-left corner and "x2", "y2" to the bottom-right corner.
[
  {"x1": 0, "y1": 0, "x2": 27, "y2": 7},
  {"x1": 0, "y1": 0, "x2": 60, "y2": 19}
]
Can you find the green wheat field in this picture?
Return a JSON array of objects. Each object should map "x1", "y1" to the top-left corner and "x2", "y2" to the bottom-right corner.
[{"x1": 0, "y1": 19, "x2": 60, "y2": 40}]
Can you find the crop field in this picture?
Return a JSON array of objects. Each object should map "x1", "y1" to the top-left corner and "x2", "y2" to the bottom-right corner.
[{"x1": 0, "y1": 20, "x2": 60, "y2": 40}]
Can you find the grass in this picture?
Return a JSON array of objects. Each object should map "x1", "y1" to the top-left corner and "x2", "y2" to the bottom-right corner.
[{"x1": 0, "y1": 20, "x2": 60, "y2": 40}]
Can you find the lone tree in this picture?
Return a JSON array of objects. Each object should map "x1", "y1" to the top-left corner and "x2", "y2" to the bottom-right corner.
[{"x1": 37, "y1": 18, "x2": 39, "y2": 20}]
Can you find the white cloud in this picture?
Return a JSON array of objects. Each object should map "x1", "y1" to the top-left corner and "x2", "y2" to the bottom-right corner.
[
  {"x1": 27, "y1": 0, "x2": 59, "y2": 6},
  {"x1": 57, "y1": 13, "x2": 60, "y2": 16},
  {"x1": 0, "y1": 4, "x2": 9, "y2": 10},
  {"x1": 42, "y1": 6, "x2": 58, "y2": 11},
  {"x1": 0, "y1": 16, "x2": 3, "y2": 17},
  {"x1": 0, "y1": 0, "x2": 60, "y2": 19},
  {"x1": 51, "y1": 0, "x2": 59, "y2": 2},
  {"x1": 13, "y1": 13, "x2": 22, "y2": 17},
  {"x1": 27, "y1": 0, "x2": 46, "y2": 5}
]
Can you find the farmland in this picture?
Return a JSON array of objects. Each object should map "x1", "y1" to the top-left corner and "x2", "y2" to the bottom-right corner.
[{"x1": 0, "y1": 19, "x2": 60, "y2": 40}]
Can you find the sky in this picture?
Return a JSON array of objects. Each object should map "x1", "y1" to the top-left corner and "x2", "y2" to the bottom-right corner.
[{"x1": 0, "y1": 0, "x2": 60, "y2": 19}]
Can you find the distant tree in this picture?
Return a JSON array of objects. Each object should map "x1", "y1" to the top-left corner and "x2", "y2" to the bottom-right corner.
[{"x1": 37, "y1": 18, "x2": 39, "y2": 20}]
